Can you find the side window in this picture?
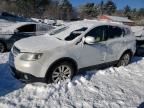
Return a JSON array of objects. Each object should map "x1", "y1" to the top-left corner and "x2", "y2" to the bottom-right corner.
[
  {"x1": 85, "y1": 26, "x2": 108, "y2": 42},
  {"x1": 108, "y1": 26, "x2": 122, "y2": 39},
  {"x1": 17, "y1": 24, "x2": 36, "y2": 32}
]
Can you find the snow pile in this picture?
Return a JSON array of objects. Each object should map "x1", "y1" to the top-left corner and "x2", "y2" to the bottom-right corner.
[{"x1": 0, "y1": 53, "x2": 144, "y2": 108}]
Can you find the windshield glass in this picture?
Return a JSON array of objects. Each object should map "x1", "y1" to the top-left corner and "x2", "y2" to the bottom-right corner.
[
  {"x1": 65, "y1": 27, "x2": 87, "y2": 41},
  {"x1": 49, "y1": 25, "x2": 88, "y2": 41}
]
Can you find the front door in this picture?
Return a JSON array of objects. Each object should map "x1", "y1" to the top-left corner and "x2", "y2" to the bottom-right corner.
[{"x1": 79, "y1": 25, "x2": 108, "y2": 68}]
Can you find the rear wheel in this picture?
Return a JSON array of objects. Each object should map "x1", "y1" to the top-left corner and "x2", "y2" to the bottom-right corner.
[
  {"x1": 117, "y1": 52, "x2": 131, "y2": 67},
  {"x1": 47, "y1": 62, "x2": 74, "y2": 83},
  {"x1": 0, "y1": 42, "x2": 5, "y2": 53}
]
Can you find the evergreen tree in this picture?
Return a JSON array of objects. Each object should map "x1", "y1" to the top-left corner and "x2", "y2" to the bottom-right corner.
[
  {"x1": 131, "y1": 8, "x2": 137, "y2": 19},
  {"x1": 100, "y1": 0, "x2": 104, "y2": 15},
  {"x1": 80, "y1": 3, "x2": 98, "y2": 18},
  {"x1": 104, "y1": 0, "x2": 117, "y2": 15},
  {"x1": 138, "y1": 8, "x2": 144, "y2": 17},
  {"x1": 15, "y1": 0, "x2": 51, "y2": 17},
  {"x1": 58, "y1": 0, "x2": 73, "y2": 20},
  {"x1": 123, "y1": 5, "x2": 132, "y2": 19}
]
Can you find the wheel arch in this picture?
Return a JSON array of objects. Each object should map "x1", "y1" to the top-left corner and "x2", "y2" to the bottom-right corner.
[
  {"x1": 119, "y1": 49, "x2": 133, "y2": 60},
  {"x1": 45, "y1": 57, "x2": 78, "y2": 78}
]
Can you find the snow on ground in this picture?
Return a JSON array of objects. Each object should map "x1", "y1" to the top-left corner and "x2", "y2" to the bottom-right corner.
[{"x1": 0, "y1": 53, "x2": 144, "y2": 108}]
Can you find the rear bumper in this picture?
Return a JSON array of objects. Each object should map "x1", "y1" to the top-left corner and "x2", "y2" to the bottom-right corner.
[{"x1": 10, "y1": 66, "x2": 45, "y2": 83}]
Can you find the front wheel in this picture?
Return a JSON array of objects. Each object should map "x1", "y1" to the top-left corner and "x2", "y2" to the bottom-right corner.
[
  {"x1": 47, "y1": 62, "x2": 74, "y2": 83},
  {"x1": 117, "y1": 53, "x2": 131, "y2": 67}
]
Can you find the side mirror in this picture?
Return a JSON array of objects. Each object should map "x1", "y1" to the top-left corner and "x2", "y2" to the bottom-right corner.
[{"x1": 84, "y1": 36, "x2": 96, "y2": 44}]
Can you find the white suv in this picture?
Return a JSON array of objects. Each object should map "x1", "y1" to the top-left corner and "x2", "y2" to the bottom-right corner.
[{"x1": 9, "y1": 20, "x2": 136, "y2": 83}]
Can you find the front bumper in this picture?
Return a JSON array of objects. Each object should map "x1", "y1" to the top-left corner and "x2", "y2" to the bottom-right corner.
[
  {"x1": 10, "y1": 66, "x2": 45, "y2": 83},
  {"x1": 9, "y1": 52, "x2": 46, "y2": 83},
  {"x1": 9, "y1": 51, "x2": 47, "y2": 78}
]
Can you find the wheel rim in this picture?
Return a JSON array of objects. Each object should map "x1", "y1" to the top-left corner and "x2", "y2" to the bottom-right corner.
[
  {"x1": 52, "y1": 65, "x2": 72, "y2": 83},
  {"x1": 0, "y1": 43, "x2": 4, "y2": 53},
  {"x1": 121, "y1": 54, "x2": 130, "y2": 66}
]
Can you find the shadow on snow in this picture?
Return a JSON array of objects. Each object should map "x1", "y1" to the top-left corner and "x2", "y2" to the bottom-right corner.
[
  {"x1": 0, "y1": 63, "x2": 24, "y2": 96},
  {"x1": 138, "y1": 102, "x2": 144, "y2": 108}
]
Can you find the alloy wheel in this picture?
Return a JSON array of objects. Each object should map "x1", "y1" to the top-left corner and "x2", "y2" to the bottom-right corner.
[
  {"x1": 120, "y1": 53, "x2": 130, "y2": 66},
  {"x1": 52, "y1": 65, "x2": 72, "y2": 83}
]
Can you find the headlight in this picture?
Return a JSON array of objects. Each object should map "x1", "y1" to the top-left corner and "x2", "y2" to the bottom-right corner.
[{"x1": 20, "y1": 53, "x2": 43, "y2": 61}]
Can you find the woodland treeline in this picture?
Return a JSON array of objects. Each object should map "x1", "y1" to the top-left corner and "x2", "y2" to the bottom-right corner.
[{"x1": 0, "y1": 0, "x2": 144, "y2": 21}]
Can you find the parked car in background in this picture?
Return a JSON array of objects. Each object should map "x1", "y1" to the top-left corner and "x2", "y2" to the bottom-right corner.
[
  {"x1": 9, "y1": 20, "x2": 136, "y2": 83},
  {"x1": 131, "y1": 26, "x2": 144, "y2": 56},
  {"x1": 0, "y1": 22, "x2": 54, "y2": 52},
  {"x1": 0, "y1": 12, "x2": 33, "y2": 22},
  {"x1": 131, "y1": 26, "x2": 144, "y2": 45}
]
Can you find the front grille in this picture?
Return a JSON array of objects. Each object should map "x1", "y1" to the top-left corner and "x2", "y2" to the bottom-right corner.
[{"x1": 12, "y1": 46, "x2": 20, "y2": 56}]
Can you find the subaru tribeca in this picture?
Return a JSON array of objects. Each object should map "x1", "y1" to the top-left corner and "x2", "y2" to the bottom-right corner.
[{"x1": 9, "y1": 20, "x2": 136, "y2": 83}]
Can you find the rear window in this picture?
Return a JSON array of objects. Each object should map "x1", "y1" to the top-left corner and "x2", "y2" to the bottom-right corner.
[{"x1": 17, "y1": 24, "x2": 36, "y2": 32}]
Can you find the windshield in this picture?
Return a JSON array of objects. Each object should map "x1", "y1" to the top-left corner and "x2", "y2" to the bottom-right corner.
[
  {"x1": 65, "y1": 27, "x2": 87, "y2": 41},
  {"x1": 49, "y1": 25, "x2": 88, "y2": 41}
]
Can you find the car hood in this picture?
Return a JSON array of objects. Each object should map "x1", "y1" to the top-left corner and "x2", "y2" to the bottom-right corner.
[{"x1": 14, "y1": 36, "x2": 66, "y2": 52}]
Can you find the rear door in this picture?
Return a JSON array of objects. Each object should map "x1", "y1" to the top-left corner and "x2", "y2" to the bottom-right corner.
[{"x1": 105, "y1": 25, "x2": 124, "y2": 62}]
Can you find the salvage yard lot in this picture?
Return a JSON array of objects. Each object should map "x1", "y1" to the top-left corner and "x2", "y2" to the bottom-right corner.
[{"x1": 0, "y1": 53, "x2": 144, "y2": 108}]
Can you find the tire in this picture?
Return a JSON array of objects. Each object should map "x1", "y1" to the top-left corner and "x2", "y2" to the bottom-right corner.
[
  {"x1": 117, "y1": 52, "x2": 131, "y2": 67},
  {"x1": 46, "y1": 62, "x2": 74, "y2": 83},
  {"x1": 0, "y1": 42, "x2": 5, "y2": 53}
]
